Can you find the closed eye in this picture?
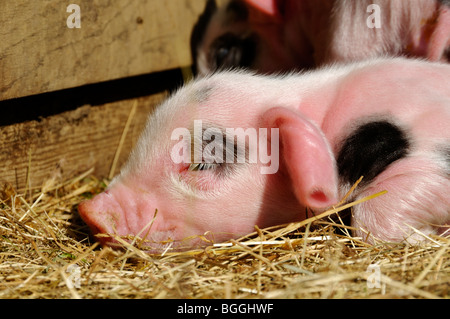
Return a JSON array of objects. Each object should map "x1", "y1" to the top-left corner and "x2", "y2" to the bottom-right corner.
[
  {"x1": 188, "y1": 162, "x2": 221, "y2": 172},
  {"x1": 183, "y1": 124, "x2": 248, "y2": 176}
]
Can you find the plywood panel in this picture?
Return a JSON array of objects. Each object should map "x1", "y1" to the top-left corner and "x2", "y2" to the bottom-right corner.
[
  {"x1": 0, "y1": 94, "x2": 166, "y2": 192},
  {"x1": 0, "y1": 0, "x2": 206, "y2": 100}
]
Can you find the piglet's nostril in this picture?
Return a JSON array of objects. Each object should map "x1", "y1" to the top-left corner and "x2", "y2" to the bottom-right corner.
[
  {"x1": 310, "y1": 190, "x2": 328, "y2": 204},
  {"x1": 307, "y1": 189, "x2": 337, "y2": 209}
]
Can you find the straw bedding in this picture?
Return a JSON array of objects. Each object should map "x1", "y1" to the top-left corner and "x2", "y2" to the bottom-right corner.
[{"x1": 0, "y1": 169, "x2": 448, "y2": 299}]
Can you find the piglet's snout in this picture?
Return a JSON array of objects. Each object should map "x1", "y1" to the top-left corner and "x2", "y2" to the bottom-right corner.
[
  {"x1": 78, "y1": 186, "x2": 159, "y2": 245},
  {"x1": 78, "y1": 192, "x2": 122, "y2": 245}
]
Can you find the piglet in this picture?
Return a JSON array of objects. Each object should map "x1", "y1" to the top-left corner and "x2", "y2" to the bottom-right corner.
[
  {"x1": 79, "y1": 58, "x2": 450, "y2": 251},
  {"x1": 192, "y1": 0, "x2": 450, "y2": 75}
]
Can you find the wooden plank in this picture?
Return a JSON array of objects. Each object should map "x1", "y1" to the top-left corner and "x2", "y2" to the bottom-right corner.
[
  {"x1": 0, "y1": 0, "x2": 206, "y2": 101},
  {"x1": 0, "y1": 94, "x2": 166, "y2": 192}
]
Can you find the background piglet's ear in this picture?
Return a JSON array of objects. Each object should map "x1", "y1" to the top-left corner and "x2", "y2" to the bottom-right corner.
[
  {"x1": 262, "y1": 107, "x2": 339, "y2": 209},
  {"x1": 427, "y1": 7, "x2": 450, "y2": 61},
  {"x1": 244, "y1": 0, "x2": 282, "y2": 20}
]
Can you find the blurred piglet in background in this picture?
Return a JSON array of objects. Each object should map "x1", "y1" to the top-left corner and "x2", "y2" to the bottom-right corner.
[
  {"x1": 191, "y1": 0, "x2": 450, "y2": 75},
  {"x1": 79, "y1": 58, "x2": 450, "y2": 251}
]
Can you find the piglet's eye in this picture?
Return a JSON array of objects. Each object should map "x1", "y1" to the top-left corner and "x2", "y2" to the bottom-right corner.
[
  {"x1": 211, "y1": 33, "x2": 257, "y2": 71},
  {"x1": 214, "y1": 43, "x2": 240, "y2": 70},
  {"x1": 188, "y1": 163, "x2": 220, "y2": 172}
]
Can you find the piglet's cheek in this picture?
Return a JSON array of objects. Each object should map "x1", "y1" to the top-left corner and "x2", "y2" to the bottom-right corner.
[{"x1": 172, "y1": 166, "x2": 216, "y2": 192}]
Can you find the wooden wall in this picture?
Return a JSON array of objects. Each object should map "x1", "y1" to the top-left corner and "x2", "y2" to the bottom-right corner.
[{"x1": 0, "y1": 0, "x2": 207, "y2": 192}]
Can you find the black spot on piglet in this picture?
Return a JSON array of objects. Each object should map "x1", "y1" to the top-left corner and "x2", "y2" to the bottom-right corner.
[{"x1": 337, "y1": 121, "x2": 410, "y2": 185}]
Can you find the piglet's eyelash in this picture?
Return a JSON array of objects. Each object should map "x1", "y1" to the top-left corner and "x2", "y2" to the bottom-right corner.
[{"x1": 188, "y1": 162, "x2": 221, "y2": 172}]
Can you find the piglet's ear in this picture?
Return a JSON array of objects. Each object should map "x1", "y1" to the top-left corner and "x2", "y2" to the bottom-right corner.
[
  {"x1": 244, "y1": 0, "x2": 282, "y2": 19},
  {"x1": 427, "y1": 7, "x2": 450, "y2": 61},
  {"x1": 262, "y1": 107, "x2": 339, "y2": 209}
]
